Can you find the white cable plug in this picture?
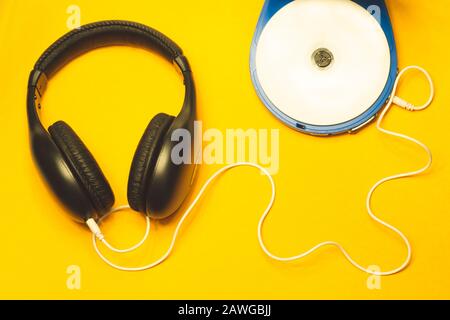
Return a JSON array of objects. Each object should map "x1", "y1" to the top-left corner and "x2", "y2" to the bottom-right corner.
[
  {"x1": 88, "y1": 205, "x2": 151, "y2": 255},
  {"x1": 391, "y1": 66, "x2": 434, "y2": 112},
  {"x1": 89, "y1": 163, "x2": 272, "y2": 272},
  {"x1": 88, "y1": 65, "x2": 434, "y2": 275}
]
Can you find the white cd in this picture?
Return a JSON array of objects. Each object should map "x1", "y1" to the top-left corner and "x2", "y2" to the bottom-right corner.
[{"x1": 255, "y1": 0, "x2": 391, "y2": 126}]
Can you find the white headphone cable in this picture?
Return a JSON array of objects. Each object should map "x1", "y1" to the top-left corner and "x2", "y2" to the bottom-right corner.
[
  {"x1": 86, "y1": 205, "x2": 150, "y2": 254},
  {"x1": 87, "y1": 163, "x2": 274, "y2": 272},
  {"x1": 87, "y1": 65, "x2": 434, "y2": 275},
  {"x1": 257, "y1": 65, "x2": 433, "y2": 276}
]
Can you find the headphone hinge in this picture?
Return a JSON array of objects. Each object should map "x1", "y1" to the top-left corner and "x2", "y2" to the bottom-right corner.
[
  {"x1": 29, "y1": 70, "x2": 48, "y2": 109},
  {"x1": 173, "y1": 55, "x2": 191, "y2": 75}
]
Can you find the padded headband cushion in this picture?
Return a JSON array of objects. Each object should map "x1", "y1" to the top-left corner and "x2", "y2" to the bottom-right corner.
[
  {"x1": 128, "y1": 113, "x2": 175, "y2": 213},
  {"x1": 49, "y1": 121, "x2": 115, "y2": 214},
  {"x1": 35, "y1": 20, "x2": 183, "y2": 76}
]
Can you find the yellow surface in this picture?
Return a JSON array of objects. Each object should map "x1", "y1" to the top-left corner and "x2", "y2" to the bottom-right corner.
[{"x1": 0, "y1": 0, "x2": 449, "y2": 299}]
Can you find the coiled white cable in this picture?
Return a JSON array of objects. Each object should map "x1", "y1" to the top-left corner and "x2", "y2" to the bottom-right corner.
[
  {"x1": 87, "y1": 205, "x2": 150, "y2": 254},
  {"x1": 88, "y1": 163, "x2": 274, "y2": 272},
  {"x1": 87, "y1": 66, "x2": 434, "y2": 275}
]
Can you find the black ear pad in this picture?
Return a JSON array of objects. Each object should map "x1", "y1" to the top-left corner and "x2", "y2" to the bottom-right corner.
[
  {"x1": 48, "y1": 121, "x2": 115, "y2": 215},
  {"x1": 127, "y1": 113, "x2": 175, "y2": 213}
]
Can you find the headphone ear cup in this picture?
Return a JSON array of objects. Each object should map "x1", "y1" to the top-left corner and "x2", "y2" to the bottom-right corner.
[
  {"x1": 127, "y1": 113, "x2": 175, "y2": 213},
  {"x1": 48, "y1": 121, "x2": 115, "y2": 215}
]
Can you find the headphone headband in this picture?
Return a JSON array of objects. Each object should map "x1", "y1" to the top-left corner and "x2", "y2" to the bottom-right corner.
[
  {"x1": 36, "y1": 20, "x2": 183, "y2": 76},
  {"x1": 28, "y1": 20, "x2": 195, "y2": 132}
]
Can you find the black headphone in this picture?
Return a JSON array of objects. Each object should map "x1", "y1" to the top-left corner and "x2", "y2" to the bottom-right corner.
[{"x1": 27, "y1": 20, "x2": 197, "y2": 223}]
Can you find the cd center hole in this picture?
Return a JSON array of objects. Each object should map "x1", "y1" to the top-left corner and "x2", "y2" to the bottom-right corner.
[{"x1": 312, "y1": 48, "x2": 334, "y2": 68}]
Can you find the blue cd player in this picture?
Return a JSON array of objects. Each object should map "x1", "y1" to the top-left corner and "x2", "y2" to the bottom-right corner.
[{"x1": 250, "y1": 0, "x2": 398, "y2": 135}]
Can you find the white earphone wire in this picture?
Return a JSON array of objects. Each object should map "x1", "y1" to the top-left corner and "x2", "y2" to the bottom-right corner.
[
  {"x1": 89, "y1": 163, "x2": 273, "y2": 272},
  {"x1": 88, "y1": 66, "x2": 434, "y2": 275}
]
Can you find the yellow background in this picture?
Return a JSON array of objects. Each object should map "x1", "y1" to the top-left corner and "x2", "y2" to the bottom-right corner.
[{"x1": 0, "y1": 0, "x2": 449, "y2": 299}]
